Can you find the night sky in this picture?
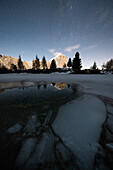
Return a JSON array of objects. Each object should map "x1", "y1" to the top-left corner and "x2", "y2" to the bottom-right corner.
[{"x1": 0, "y1": 0, "x2": 113, "y2": 69}]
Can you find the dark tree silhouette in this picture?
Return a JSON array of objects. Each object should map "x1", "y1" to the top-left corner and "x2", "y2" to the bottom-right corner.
[
  {"x1": 50, "y1": 59, "x2": 57, "y2": 69},
  {"x1": 0, "y1": 65, "x2": 7, "y2": 70},
  {"x1": 18, "y1": 55, "x2": 24, "y2": 70},
  {"x1": 42, "y1": 56, "x2": 47, "y2": 69},
  {"x1": 67, "y1": 58, "x2": 72, "y2": 68},
  {"x1": 10, "y1": 64, "x2": 17, "y2": 70},
  {"x1": 67, "y1": 84, "x2": 70, "y2": 88},
  {"x1": 102, "y1": 59, "x2": 113, "y2": 70},
  {"x1": 37, "y1": 85, "x2": 41, "y2": 90},
  {"x1": 35, "y1": 55, "x2": 40, "y2": 69},
  {"x1": 32, "y1": 55, "x2": 40, "y2": 70},
  {"x1": 0, "y1": 62, "x2": 2, "y2": 69},
  {"x1": 91, "y1": 61, "x2": 97, "y2": 70},
  {"x1": 72, "y1": 52, "x2": 82, "y2": 72},
  {"x1": 52, "y1": 83, "x2": 56, "y2": 86},
  {"x1": 32, "y1": 59, "x2": 36, "y2": 69},
  {"x1": 43, "y1": 84, "x2": 47, "y2": 89},
  {"x1": 63, "y1": 63, "x2": 67, "y2": 68}
]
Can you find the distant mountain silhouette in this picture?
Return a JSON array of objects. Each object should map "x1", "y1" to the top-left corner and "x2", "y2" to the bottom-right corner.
[{"x1": 0, "y1": 54, "x2": 67, "y2": 70}]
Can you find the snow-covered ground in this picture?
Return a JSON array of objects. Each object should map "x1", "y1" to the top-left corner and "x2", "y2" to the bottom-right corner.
[
  {"x1": 0, "y1": 73, "x2": 113, "y2": 169},
  {"x1": 0, "y1": 73, "x2": 113, "y2": 99}
]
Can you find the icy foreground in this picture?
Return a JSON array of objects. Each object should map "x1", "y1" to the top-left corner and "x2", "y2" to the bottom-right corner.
[
  {"x1": 53, "y1": 95, "x2": 106, "y2": 169},
  {"x1": 0, "y1": 73, "x2": 113, "y2": 98},
  {"x1": 0, "y1": 74, "x2": 113, "y2": 169}
]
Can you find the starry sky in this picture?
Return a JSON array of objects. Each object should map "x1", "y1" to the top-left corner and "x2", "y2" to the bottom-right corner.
[{"x1": 0, "y1": 0, "x2": 113, "y2": 69}]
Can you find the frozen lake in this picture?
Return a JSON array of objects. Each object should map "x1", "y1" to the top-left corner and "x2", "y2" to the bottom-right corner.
[{"x1": 0, "y1": 74, "x2": 113, "y2": 169}]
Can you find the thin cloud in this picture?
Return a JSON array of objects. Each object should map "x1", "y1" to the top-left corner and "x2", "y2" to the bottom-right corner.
[
  {"x1": 47, "y1": 49, "x2": 56, "y2": 53},
  {"x1": 53, "y1": 52, "x2": 62, "y2": 57},
  {"x1": 84, "y1": 45, "x2": 97, "y2": 51},
  {"x1": 47, "y1": 49, "x2": 62, "y2": 58},
  {"x1": 64, "y1": 44, "x2": 80, "y2": 52},
  {"x1": 49, "y1": 52, "x2": 63, "y2": 61}
]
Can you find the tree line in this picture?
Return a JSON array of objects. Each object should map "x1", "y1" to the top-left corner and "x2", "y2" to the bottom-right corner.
[
  {"x1": 18, "y1": 52, "x2": 82, "y2": 72},
  {"x1": 0, "y1": 52, "x2": 113, "y2": 72},
  {"x1": 13, "y1": 52, "x2": 82, "y2": 72}
]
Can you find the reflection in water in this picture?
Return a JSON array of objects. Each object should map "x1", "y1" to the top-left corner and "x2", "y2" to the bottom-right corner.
[
  {"x1": 43, "y1": 84, "x2": 47, "y2": 89},
  {"x1": 37, "y1": 84, "x2": 41, "y2": 90},
  {"x1": 0, "y1": 82, "x2": 82, "y2": 170},
  {"x1": 52, "y1": 82, "x2": 55, "y2": 86},
  {"x1": 67, "y1": 84, "x2": 71, "y2": 88},
  {"x1": 0, "y1": 89, "x2": 5, "y2": 93},
  {"x1": 51, "y1": 82, "x2": 66, "y2": 90}
]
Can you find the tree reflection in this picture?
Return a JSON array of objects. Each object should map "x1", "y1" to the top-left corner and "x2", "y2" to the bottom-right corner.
[
  {"x1": 67, "y1": 84, "x2": 70, "y2": 88},
  {"x1": 52, "y1": 83, "x2": 56, "y2": 86},
  {"x1": 37, "y1": 85, "x2": 41, "y2": 90},
  {"x1": 43, "y1": 84, "x2": 47, "y2": 89}
]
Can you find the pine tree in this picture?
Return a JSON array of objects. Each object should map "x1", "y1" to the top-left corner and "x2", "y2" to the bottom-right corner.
[
  {"x1": 106, "y1": 59, "x2": 113, "y2": 70},
  {"x1": 91, "y1": 61, "x2": 97, "y2": 70},
  {"x1": 32, "y1": 55, "x2": 40, "y2": 70},
  {"x1": 35, "y1": 55, "x2": 40, "y2": 69},
  {"x1": 10, "y1": 64, "x2": 17, "y2": 70},
  {"x1": 32, "y1": 59, "x2": 36, "y2": 69},
  {"x1": 50, "y1": 59, "x2": 57, "y2": 69},
  {"x1": 42, "y1": 56, "x2": 47, "y2": 69},
  {"x1": 67, "y1": 58, "x2": 72, "y2": 68},
  {"x1": 18, "y1": 55, "x2": 24, "y2": 70},
  {"x1": 72, "y1": 52, "x2": 82, "y2": 72},
  {"x1": 63, "y1": 63, "x2": 67, "y2": 68}
]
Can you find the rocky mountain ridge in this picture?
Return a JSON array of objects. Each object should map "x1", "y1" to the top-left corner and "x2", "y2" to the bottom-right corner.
[
  {"x1": 0, "y1": 54, "x2": 67, "y2": 69},
  {"x1": 0, "y1": 55, "x2": 31, "y2": 70}
]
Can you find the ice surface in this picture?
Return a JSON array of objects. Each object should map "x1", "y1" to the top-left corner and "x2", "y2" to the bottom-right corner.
[
  {"x1": 106, "y1": 143, "x2": 113, "y2": 152},
  {"x1": 52, "y1": 95, "x2": 106, "y2": 170},
  {"x1": 16, "y1": 138, "x2": 37, "y2": 167},
  {"x1": 23, "y1": 131, "x2": 55, "y2": 169},
  {"x1": 24, "y1": 114, "x2": 39, "y2": 134},
  {"x1": 107, "y1": 104, "x2": 113, "y2": 115},
  {"x1": 107, "y1": 115, "x2": 113, "y2": 133},
  {"x1": 0, "y1": 74, "x2": 113, "y2": 99},
  {"x1": 7, "y1": 123, "x2": 22, "y2": 133}
]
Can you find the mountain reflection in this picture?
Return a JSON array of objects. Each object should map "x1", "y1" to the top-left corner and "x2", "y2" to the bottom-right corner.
[
  {"x1": 0, "y1": 82, "x2": 71, "y2": 92},
  {"x1": 51, "y1": 82, "x2": 66, "y2": 90}
]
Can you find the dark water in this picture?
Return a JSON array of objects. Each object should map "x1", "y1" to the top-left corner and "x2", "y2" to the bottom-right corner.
[{"x1": 0, "y1": 82, "x2": 82, "y2": 170}]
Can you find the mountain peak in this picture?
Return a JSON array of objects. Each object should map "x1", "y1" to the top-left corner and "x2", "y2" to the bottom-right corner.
[{"x1": 47, "y1": 54, "x2": 67, "y2": 68}]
